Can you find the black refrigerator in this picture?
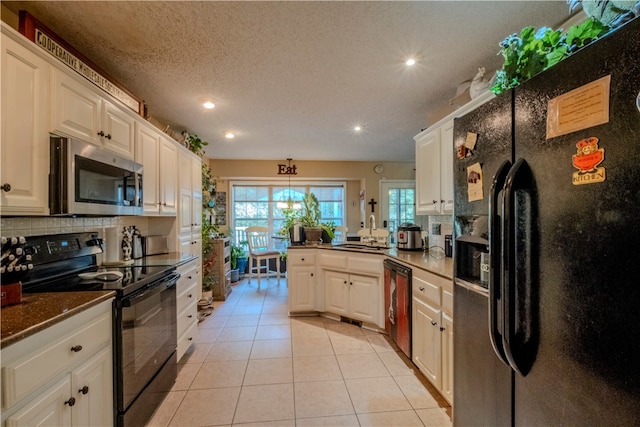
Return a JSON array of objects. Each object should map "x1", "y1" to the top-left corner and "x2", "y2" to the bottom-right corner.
[{"x1": 452, "y1": 17, "x2": 640, "y2": 426}]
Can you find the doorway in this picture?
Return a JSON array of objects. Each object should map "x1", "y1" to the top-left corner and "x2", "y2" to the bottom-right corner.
[{"x1": 380, "y1": 180, "x2": 416, "y2": 244}]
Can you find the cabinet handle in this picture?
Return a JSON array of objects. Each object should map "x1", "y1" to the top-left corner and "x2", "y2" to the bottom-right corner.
[
  {"x1": 106, "y1": 133, "x2": 112, "y2": 140},
  {"x1": 440, "y1": 326, "x2": 446, "y2": 332},
  {"x1": 1, "y1": 183, "x2": 11, "y2": 192},
  {"x1": 419, "y1": 287, "x2": 425, "y2": 291},
  {"x1": 79, "y1": 386, "x2": 89, "y2": 395},
  {"x1": 70, "y1": 345, "x2": 83, "y2": 352},
  {"x1": 97, "y1": 130, "x2": 105, "y2": 137},
  {"x1": 65, "y1": 397, "x2": 76, "y2": 407},
  {"x1": 431, "y1": 320, "x2": 438, "y2": 326}
]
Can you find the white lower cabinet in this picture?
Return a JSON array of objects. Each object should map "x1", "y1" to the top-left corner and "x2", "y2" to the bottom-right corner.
[
  {"x1": 1, "y1": 299, "x2": 114, "y2": 426},
  {"x1": 411, "y1": 268, "x2": 454, "y2": 405},
  {"x1": 324, "y1": 270, "x2": 379, "y2": 325},
  {"x1": 287, "y1": 249, "x2": 317, "y2": 312},
  {"x1": 176, "y1": 260, "x2": 199, "y2": 360}
]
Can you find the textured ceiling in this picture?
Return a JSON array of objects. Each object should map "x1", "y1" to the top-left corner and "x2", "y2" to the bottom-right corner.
[{"x1": 3, "y1": 1, "x2": 573, "y2": 161}]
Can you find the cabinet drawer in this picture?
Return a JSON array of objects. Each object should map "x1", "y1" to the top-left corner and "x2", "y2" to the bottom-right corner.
[
  {"x1": 442, "y1": 289, "x2": 453, "y2": 315},
  {"x1": 348, "y1": 256, "x2": 382, "y2": 275},
  {"x1": 319, "y1": 252, "x2": 347, "y2": 269},
  {"x1": 177, "y1": 301, "x2": 198, "y2": 337},
  {"x1": 288, "y1": 251, "x2": 316, "y2": 266},
  {"x1": 2, "y1": 312, "x2": 111, "y2": 408},
  {"x1": 412, "y1": 275, "x2": 440, "y2": 307},
  {"x1": 177, "y1": 321, "x2": 198, "y2": 361},
  {"x1": 177, "y1": 281, "x2": 198, "y2": 312}
]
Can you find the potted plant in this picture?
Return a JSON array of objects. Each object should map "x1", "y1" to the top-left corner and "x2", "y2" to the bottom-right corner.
[
  {"x1": 299, "y1": 192, "x2": 323, "y2": 243},
  {"x1": 201, "y1": 275, "x2": 215, "y2": 303},
  {"x1": 229, "y1": 244, "x2": 245, "y2": 283},
  {"x1": 321, "y1": 221, "x2": 336, "y2": 243}
]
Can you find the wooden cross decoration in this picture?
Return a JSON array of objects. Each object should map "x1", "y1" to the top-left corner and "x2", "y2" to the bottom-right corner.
[{"x1": 368, "y1": 198, "x2": 377, "y2": 213}]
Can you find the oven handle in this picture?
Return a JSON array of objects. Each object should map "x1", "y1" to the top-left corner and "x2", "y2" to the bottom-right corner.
[{"x1": 121, "y1": 272, "x2": 180, "y2": 307}]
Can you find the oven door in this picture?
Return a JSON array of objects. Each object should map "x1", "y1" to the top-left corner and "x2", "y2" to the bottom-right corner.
[
  {"x1": 115, "y1": 273, "x2": 178, "y2": 414},
  {"x1": 50, "y1": 137, "x2": 143, "y2": 216}
]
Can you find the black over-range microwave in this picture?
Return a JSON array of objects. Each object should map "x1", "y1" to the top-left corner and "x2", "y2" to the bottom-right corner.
[{"x1": 49, "y1": 136, "x2": 143, "y2": 216}]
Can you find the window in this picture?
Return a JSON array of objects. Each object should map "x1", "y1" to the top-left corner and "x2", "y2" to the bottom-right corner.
[{"x1": 231, "y1": 182, "x2": 345, "y2": 245}]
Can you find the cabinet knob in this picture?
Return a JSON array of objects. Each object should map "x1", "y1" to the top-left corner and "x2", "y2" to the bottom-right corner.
[
  {"x1": 162, "y1": 202, "x2": 167, "y2": 206},
  {"x1": 188, "y1": 276, "x2": 193, "y2": 280},
  {"x1": 419, "y1": 287, "x2": 425, "y2": 291},
  {"x1": 70, "y1": 345, "x2": 83, "y2": 352},
  {"x1": 440, "y1": 326, "x2": 446, "y2": 332},
  {"x1": 188, "y1": 315, "x2": 193, "y2": 318},
  {"x1": 431, "y1": 320, "x2": 438, "y2": 326},
  {"x1": 1, "y1": 183, "x2": 11, "y2": 192},
  {"x1": 432, "y1": 200, "x2": 438, "y2": 204},
  {"x1": 97, "y1": 130, "x2": 105, "y2": 137},
  {"x1": 105, "y1": 133, "x2": 112, "y2": 140},
  {"x1": 310, "y1": 273, "x2": 314, "y2": 277},
  {"x1": 79, "y1": 386, "x2": 89, "y2": 395},
  {"x1": 188, "y1": 293, "x2": 193, "y2": 298},
  {"x1": 65, "y1": 397, "x2": 76, "y2": 407},
  {"x1": 344, "y1": 280, "x2": 347, "y2": 284},
  {"x1": 440, "y1": 199, "x2": 445, "y2": 203},
  {"x1": 188, "y1": 337, "x2": 193, "y2": 341},
  {"x1": 301, "y1": 258, "x2": 305, "y2": 261}
]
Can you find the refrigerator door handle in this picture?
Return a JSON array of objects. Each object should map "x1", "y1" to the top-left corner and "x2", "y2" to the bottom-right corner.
[
  {"x1": 488, "y1": 160, "x2": 512, "y2": 366},
  {"x1": 502, "y1": 158, "x2": 537, "y2": 376}
]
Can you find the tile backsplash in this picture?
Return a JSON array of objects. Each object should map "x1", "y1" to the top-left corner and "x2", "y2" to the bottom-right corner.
[
  {"x1": 424, "y1": 214, "x2": 453, "y2": 251},
  {"x1": 1, "y1": 216, "x2": 149, "y2": 239}
]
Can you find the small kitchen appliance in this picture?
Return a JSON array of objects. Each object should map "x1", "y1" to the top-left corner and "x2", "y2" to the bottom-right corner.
[{"x1": 396, "y1": 223, "x2": 423, "y2": 251}]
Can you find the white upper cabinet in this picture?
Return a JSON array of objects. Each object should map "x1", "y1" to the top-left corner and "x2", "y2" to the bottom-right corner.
[
  {"x1": 135, "y1": 122, "x2": 177, "y2": 216},
  {"x1": 0, "y1": 30, "x2": 50, "y2": 216},
  {"x1": 414, "y1": 91, "x2": 494, "y2": 215},
  {"x1": 51, "y1": 68, "x2": 136, "y2": 159}
]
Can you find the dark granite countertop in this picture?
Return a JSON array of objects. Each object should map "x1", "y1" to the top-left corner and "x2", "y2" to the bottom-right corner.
[
  {"x1": 1, "y1": 291, "x2": 115, "y2": 349},
  {"x1": 288, "y1": 244, "x2": 454, "y2": 280}
]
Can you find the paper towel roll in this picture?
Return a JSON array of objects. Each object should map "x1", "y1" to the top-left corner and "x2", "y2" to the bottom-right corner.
[{"x1": 103, "y1": 227, "x2": 121, "y2": 265}]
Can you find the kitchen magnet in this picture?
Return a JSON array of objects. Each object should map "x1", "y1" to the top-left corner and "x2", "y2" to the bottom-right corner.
[
  {"x1": 465, "y1": 132, "x2": 478, "y2": 150},
  {"x1": 467, "y1": 162, "x2": 484, "y2": 201},
  {"x1": 572, "y1": 137, "x2": 606, "y2": 185}
]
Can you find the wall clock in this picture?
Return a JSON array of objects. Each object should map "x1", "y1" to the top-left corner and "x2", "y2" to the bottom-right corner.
[{"x1": 374, "y1": 164, "x2": 384, "y2": 174}]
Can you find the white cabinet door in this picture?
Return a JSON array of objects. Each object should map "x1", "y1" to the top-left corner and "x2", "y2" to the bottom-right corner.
[
  {"x1": 72, "y1": 347, "x2": 113, "y2": 427},
  {"x1": 441, "y1": 312, "x2": 454, "y2": 405},
  {"x1": 135, "y1": 122, "x2": 161, "y2": 214},
  {"x1": 52, "y1": 70, "x2": 102, "y2": 146},
  {"x1": 415, "y1": 130, "x2": 441, "y2": 215},
  {"x1": 0, "y1": 35, "x2": 50, "y2": 215},
  {"x1": 158, "y1": 137, "x2": 178, "y2": 215},
  {"x1": 288, "y1": 267, "x2": 316, "y2": 312},
  {"x1": 191, "y1": 155, "x2": 203, "y2": 235},
  {"x1": 5, "y1": 378, "x2": 72, "y2": 427},
  {"x1": 439, "y1": 120, "x2": 455, "y2": 214},
  {"x1": 412, "y1": 296, "x2": 441, "y2": 387},
  {"x1": 102, "y1": 100, "x2": 135, "y2": 159},
  {"x1": 178, "y1": 150, "x2": 193, "y2": 235},
  {"x1": 324, "y1": 270, "x2": 349, "y2": 316},
  {"x1": 348, "y1": 274, "x2": 378, "y2": 325}
]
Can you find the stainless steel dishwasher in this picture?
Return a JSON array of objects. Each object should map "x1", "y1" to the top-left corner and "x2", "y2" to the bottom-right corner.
[{"x1": 383, "y1": 259, "x2": 412, "y2": 358}]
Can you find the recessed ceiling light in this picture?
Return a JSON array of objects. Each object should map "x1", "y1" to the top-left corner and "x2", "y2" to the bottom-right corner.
[
  {"x1": 405, "y1": 58, "x2": 416, "y2": 66},
  {"x1": 354, "y1": 126, "x2": 362, "y2": 131},
  {"x1": 225, "y1": 132, "x2": 235, "y2": 139},
  {"x1": 203, "y1": 100, "x2": 215, "y2": 109}
]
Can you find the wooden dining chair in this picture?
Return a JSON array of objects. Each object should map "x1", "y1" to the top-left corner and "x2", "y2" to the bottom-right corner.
[{"x1": 245, "y1": 226, "x2": 280, "y2": 288}]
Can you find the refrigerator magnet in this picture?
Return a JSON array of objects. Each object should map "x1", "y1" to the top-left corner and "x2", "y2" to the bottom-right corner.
[
  {"x1": 467, "y1": 162, "x2": 484, "y2": 202},
  {"x1": 465, "y1": 132, "x2": 478, "y2": 150},
  {"x1": 572, "y1": 137, "x2": 606, "y2": 185}
]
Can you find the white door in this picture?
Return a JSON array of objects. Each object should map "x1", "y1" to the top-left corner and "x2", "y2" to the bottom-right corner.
[{"x1": 380, "y1": 180, "x2": 416, "y2": 244}]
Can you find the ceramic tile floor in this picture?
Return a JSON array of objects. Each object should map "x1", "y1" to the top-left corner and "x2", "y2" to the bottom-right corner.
[{"x1": 147, "y1": 277, "x2": 452, "y2": 427}]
